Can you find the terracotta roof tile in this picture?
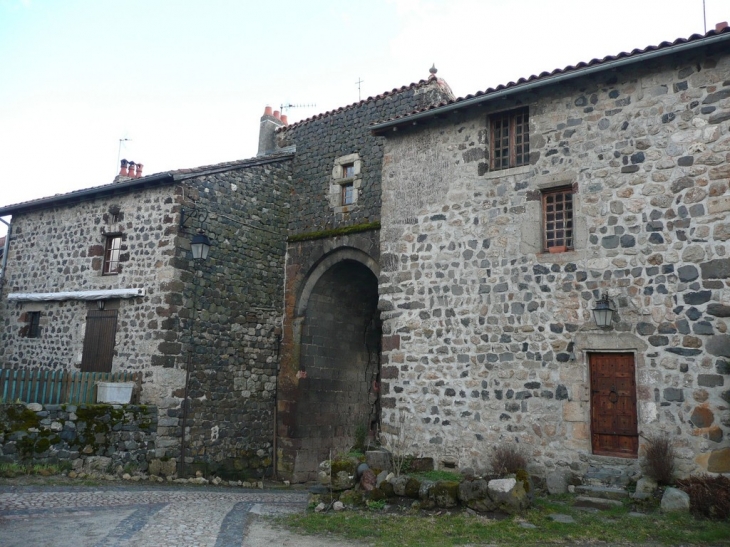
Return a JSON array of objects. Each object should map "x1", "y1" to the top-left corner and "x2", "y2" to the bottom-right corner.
[{"x1": 372, "y1": 26, "x2": 730, "y2": 129}]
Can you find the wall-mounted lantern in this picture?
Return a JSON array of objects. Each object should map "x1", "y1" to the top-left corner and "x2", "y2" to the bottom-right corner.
[
  {"x1": 592, "y1": 292, "x2": 615, "y2": 328},
  {"x1": 190, "y1": 230, "x2": 211, "y2": 261}
]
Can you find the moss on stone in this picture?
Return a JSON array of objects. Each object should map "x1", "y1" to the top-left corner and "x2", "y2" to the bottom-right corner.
[
  {"x1": 5, "y1": 405, "x2": 40, "y2": 431},
  {"x1": 405, "y1": 477, "x2": 422, "y2": 499},
  {"x1": 34, "y1": 437, "x2": 51, "y2": 453},
  {"x1": 288, "y1": 221, "x2": 381, "y2": 243},
  {"x1": 516, "y1": 469, "x2": 531, "y2": 493}
]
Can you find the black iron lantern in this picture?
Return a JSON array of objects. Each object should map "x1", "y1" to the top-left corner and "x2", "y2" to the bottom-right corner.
[
  {"x1": 190, "y1": 230, "x2": 211, "y2": 261},
  {"x1": 592, "y1": 292, "x2": 614, "y2": 328}
]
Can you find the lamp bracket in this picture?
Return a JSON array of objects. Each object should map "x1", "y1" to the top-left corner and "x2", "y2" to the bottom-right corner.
[{"x1": 180, "y1": 204, "x2": 209, "y2": 233}]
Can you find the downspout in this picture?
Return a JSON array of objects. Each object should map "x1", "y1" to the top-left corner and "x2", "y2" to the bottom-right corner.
[{"x1": 0, "y1": 217, "x2": 11, "y2": 290}]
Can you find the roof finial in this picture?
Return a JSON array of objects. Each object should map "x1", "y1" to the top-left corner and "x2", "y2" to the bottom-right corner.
[{"x1": 429, "y1": 63, "x2": 438, "y2": 76}]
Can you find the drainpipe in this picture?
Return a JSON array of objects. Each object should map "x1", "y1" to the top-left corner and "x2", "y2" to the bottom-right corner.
[{"x1": 0, "y1": 217, "x2": 11, "y2": 290}]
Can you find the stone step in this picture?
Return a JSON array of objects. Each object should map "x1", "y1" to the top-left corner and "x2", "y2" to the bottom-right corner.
[
  {"x1": 583, "y1": 467, "x2": 631, "y2": 487},
  {"x1": 574, "y1": 495, "x2": 624, "y2": 511},
  {"x1": 574, "y1": 485, "x2": 629, "y2": 501}
]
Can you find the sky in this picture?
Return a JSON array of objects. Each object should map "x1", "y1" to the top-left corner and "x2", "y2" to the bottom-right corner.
[{"x1": 0, "y1": 0, "x2": 727, "y2": 236}]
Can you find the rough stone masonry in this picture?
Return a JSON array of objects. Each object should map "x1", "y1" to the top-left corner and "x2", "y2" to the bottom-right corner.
[{"x1": 378, "y1": 42, "x2": 730, "y2": 477}]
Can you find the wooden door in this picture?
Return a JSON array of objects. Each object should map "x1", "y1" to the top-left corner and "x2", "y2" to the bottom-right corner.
[
  {"x1": 81, "y1": 309, "x2": 118, "y2": 372},
  {"x1": 589, "y1": 352, "x2": 638, "y2": 457}
]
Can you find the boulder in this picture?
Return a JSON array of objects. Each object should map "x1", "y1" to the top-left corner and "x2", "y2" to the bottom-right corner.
[
  {"x1": 390, "y1": 475, "x2": 408, "y2": 496},
  {"x1": 318, "y1": 460, "x2": 331, "y2": 486},
  {"x1": 360, "y1": 469, "x2": 376, "y2": 491},
  {"x1": 546, "y1": 469, "x2": 569, "y2": 495},
  {"x1": 330, "y1": 458, "x2": 358, "y2": 491},
  {"x1": 634, "y1": 477, "x2": 658, "y2": 495},
  {"x1": 429, "y1": 480, "x2": 460, "y2": 508},
  {"x1": 333, "y1": 501, "x2": 345, "y2": 511},
  {"x1": 661, "y1": 487, "x2": 690, "y2": 513},
  {"x1": 375, "y1": 470, "x2": 388, "y2": 488},
  {"x1": 366, "y1": 449, "x2": 391, "y2": 472},
  {"x1": 487, "y1": 477, "x2": 530, "y2": 513},
  {"x1": 458, "y1": 479, "x2": 496, "y2": 512}
]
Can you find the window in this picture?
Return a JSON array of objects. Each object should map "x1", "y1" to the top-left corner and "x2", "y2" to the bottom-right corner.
[
  {"x1": 21, "y1": 311, "x2": 41, "y2": 338},
  {"x1": 490, "y1": 108, "x2": 530, "y2": 170},
  {"x1": 342, "y1": 163, "x2": 355, "y2": 178},
  {"x1": 103, "y1": 236, "x2": 121, "y2": 275},
  {"x1": 342, "y1": 182, "x2": 355, "y2": 205},
  {"x1": 543, "y1": 186, "x2": 574, "y2": 252}
]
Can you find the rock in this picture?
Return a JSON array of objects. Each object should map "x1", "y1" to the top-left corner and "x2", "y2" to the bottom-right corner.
[
  {"x1": 546, "y1": 469, "x2": 569, "y2": 494},
  {"x1": 548, "y1": 514, "x2": 575, "y2": 523},
  {"x1": 122, "y1": 473, "x2": 132, "y2": 480},
  {"x1": 25, "y1": 403, "x2": 42, "y2": 412},
  {"x1": 84, "y1": 456, "x2": 112, "y2": 473},
  {"x1": 356, "y1": 462, "x2": 369, "y2": 478},
  {"x1": 366, "y1": 450, "x2": 391, "y2": 472},
  {"x1": 332, "y1": 501, "x2": 345, "y2": 511},
  {"x1": 375, "y1": 470, "x2": 388, "y2": 488},
  {"x1": 458, "y1": 479, "x2": 496, "y2": 512},
  {"x1": 315, "y1": 502, "x2": 326, "y2": 512},
  {"x1": 331, "y1": 459, "x2": 357, "y2": 491},
  {"x1": 634, "y1": 477, "x2": 658, "y2": 494},
  {"x1": 429, "y1": 480, "x2": 459, "y2": 508},
  {"x1": 574, "y1": 496, "x2": 623, "y2": 510},
  {"x1": 708, "y1": 447, "x2": 730, "y2": 472},
  {"x1": 519, "y1": 522, "x2": 538, "y2": 529},
  {"x1": 391, "y1": 475, "x2": 408, "y2": 496},
  {"x1": 212, "y1": 477, "x2": 222, "y2": 485},
  {"x1": 661, "y1": 487, "x2": 690, "y2": 512},
  {"x1": 360, "y1": 469, "x2": 376, "y2": 491},
  {"x1": 148, "y1": 459, "x2": 177, "y2": 477},
  {"x1": 487, "y1": 478, "x2": 530, "y2": 513},
  {"x1": 318, "y1": 460, "x2": 331, "y2": 486}
]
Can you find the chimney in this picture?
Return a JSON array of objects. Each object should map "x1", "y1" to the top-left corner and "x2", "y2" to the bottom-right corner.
[
  {"x1": 257, "y1": 105, "x2": 285, "y2": 157},
  {"x1": 136, "y1": 163, "x2": 144, "y2": 178},
  {"x1": 281, "y1": 114, "x2": 288, "y2": 125},
  {"x1": 716, "y1": 21, "x2": 729, "y2": 32},
  {"x1": 128, "y1": 161, "x2": 136, "y2": 178},
  {"x1": 120, "y1": 159, "x2": 129, "y2": 177}
]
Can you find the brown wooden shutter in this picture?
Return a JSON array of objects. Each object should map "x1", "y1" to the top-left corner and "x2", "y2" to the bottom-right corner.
[{"x1": 80, "y1": 309, "x2": 118, "y2": 372}]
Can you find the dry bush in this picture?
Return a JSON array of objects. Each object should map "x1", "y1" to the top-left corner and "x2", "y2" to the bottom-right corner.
[
  {"x1": 642, "y1": 433, "x2": 676, "y2": 485},
  {"x1": 379, "y1": 412, "x2": 414, "y2": 477},
  {"x1": 489, "y1": 444, "x2": 527, "y2": 476},
  {"x1": 677, "y1": 475, "x2": 730, "y2": 520}
]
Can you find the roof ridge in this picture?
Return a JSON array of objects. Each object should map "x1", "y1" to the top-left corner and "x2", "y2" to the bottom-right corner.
[
  {"x1": 280, "y1": 76, "x2": 442, "y2": 131},
  {"x1": 371, "y1": 26, "x2": 730, "y2": 130}
]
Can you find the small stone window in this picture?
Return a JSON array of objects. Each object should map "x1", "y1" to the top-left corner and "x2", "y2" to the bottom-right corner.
[
  {"x1": 20, "y1": 311, "x2": 41, "y2": 338},
  {"x1": 543, "y1": 186, "x2": 574, "y2": 252},
  {"x1": 330, "y1": 153, "x2": 362, "y2": 210},
  {"x1": 103, "y1": 235, "x2": 122, "y2": 275},
  {"x1": 490, "y1": 107, "x2": 530, "y2": 170}
]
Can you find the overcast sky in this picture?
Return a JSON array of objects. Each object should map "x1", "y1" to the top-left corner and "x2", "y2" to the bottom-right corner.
[{"x1": 0, "y1": 0, "x2": 726, "y2": 236}]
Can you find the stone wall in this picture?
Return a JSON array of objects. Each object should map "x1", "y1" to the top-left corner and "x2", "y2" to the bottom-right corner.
[
  {"x1": 0, "y1": 403, "x2": 157, "y2": 472},
  {"x1": 279, "y1": 76, "x2": 454, "y2": 235},
  {"x1": 172, "y1": 158, "x2": 292, "y2": 479},
  {"x1": 378, "y1": 46, "x2": 730, "y2": 477},
  {"x1": 275, "y1": 75, "x2": 455, "y2": 481}
]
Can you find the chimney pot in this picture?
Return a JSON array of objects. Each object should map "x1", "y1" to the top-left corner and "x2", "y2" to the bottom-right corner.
[
  {"x1": 136, "y1": 163, "x2": 144, "y2": 178},
  {"x1": 128, "y1": 161, "x2": 136, "y2": 178},
  {"x1": 120, "y1": 159, "x2": 129, "y2": 177},
  {"x1": 273, "y1": 110, "x2": 281, "y2": 120},
  {"x1": 281, "y1": 114, "x2": 288, "y2": 125},
  {"x1": 716, "y1": 21, "x2": 729, "y2": 32},
  {"x1": 264, "y1": 106, "x2": 273, "y2": 116}
]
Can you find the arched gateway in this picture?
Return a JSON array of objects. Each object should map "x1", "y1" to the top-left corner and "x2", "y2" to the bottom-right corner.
[{"x1": 280, "y1": 248, "x2": 382, "y2": 482}]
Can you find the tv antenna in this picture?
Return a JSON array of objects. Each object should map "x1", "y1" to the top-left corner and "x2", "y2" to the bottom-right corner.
[
  {"x1": 703, "y1": 0, "x2": 707, "y2": 33},
  {"x1": 116, "y1": 138, "x2": 131, "y2": 175},
  {"x1": 356, "y1": 77, "x2": 364, "y2": 101},
  {"x1": 280, "y1": 102, "x2": 316, "y2": 114}
]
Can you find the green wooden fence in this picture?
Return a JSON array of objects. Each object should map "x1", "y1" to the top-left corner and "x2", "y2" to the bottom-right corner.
[{"x1": 0, "y1": 369, "x2": 140, "y2": 405}]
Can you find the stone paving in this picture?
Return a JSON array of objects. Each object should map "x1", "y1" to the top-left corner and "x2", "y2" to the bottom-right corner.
[{"x1": 0, "y1": 484, "x2": 318, "y2": 547}]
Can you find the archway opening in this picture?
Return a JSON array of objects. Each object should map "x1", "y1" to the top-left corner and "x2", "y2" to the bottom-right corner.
[{"x1": 293, "y1": 259, "x2": 381, "y2": 481}]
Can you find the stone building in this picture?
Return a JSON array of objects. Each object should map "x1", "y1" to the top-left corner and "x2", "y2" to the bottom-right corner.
[
  {"x1": 0, "y1": 76, "x2": 454, "y2": 481},
  {"x1": 374, "y1": 25, "x2": 730, "y2": 477},
  {"x1": 0, "y1": 155, "x2": 292, "y2": 478},
  {"x1": 2, "y1": 24, "x2": 729, "y2": 483}
]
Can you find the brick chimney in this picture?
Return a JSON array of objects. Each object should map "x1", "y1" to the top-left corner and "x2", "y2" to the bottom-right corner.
[
  {"x1": 716, "y1": 21, "x2": 729, "y2": 32},
  {"x1": 257, "y1": 105, "x2": 286, "y2": 156},
  {"x1": 114, "y1": 159, "x2": 144, "y2": 183}
]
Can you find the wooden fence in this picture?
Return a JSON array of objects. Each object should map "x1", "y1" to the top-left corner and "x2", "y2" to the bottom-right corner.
[{"x1": 0, "y1": 369, "x2": 141, "y2": 405}]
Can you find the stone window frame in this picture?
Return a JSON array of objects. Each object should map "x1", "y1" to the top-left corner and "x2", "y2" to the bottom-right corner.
[
  {"x1": 489, "y1": 106, "x2": 530, "y2": 171},
  {"x1": 542, "y1": 185, "x2": 575, "y2": 253},
  {"x1": 103, "y1": 233, "x2": 122, "y2": 275},
  {"x1": 330, "y1": 153, "x2": 362, "y2": 212}
]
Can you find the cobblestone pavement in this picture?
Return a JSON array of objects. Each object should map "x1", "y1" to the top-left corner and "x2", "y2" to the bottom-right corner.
[{"x1": 0, "y1": 484, "x2": 356, "y2": 547}]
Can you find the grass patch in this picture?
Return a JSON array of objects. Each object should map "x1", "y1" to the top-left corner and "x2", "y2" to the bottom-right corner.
[
  {"x1": 280, "y1": 495, "x2": 730, "y2": 546},
  {"x1": 0, "y1": 462, "x2": 68, "y2": 478}
]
